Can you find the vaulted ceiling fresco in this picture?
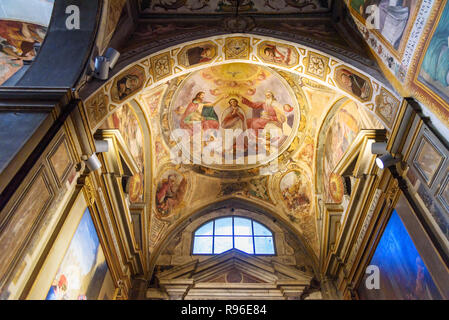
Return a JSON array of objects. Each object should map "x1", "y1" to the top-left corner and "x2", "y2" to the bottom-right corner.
[
  {"x1": 84, "y1": 34, "x2": 397, "y2": 262},
  {"x1": 345, "y1": 0, "x2": 449, "y2": 130},
  {"x1": 140, "y1": 0, "x2": 332, "y2": 14},
  {"x1": 0, "y1": 0, "x2": 54, "y2": 85}
]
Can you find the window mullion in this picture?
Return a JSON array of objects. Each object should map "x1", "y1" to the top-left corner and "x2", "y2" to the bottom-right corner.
[
  {"x1": 232, "y1": 216, "x2": 235, "y2": 249},
  {"x1": 251, "y1": 220, "x2": 256, "y2": 254},
  {"x1": 212, "y1": 220, "x2": 215, "y2": 254}
]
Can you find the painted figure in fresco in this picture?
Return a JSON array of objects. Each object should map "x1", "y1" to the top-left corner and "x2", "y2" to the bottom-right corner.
[
  {"x1": 156, "y1": 174, "x2": 187, "y2": 216},
  {"x1": 187, "y1": 46, "x2": 213, "y2": 65},
  {"x1": 339, "y1": 69, "x2": 370, "y2": 100},
  {"x1": 421, "y1": 3, "x2": 449, "y2": 91},
  {"x1": 180, "y1": 91, "x2": 224, "y2": 134},
  {"x1": 221, "y1": 98, "x2": 247, "y2": 131},
  {"x1": 351, "y1": 0, "x2": 411, "y2": 48},
  {"x1": 281, "y1": 172, "x2": 311, "y2": 212},
  {"x1": 0, "y1": 21, "x2": 46, "y2": 59},
  {"x1": 238, "y1": 91, "x2": 288, "y2": 133},
  {"x1": 262, "y1": 44, "x2": 293, "y2": 65},
  {"x1": 116, "y1": 74, "x2": 140, "y2": 100}
]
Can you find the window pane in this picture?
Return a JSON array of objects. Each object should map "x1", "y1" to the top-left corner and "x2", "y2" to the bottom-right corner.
[
  {"x1": 253, "y1": 221, "x2": 272, "y2": 236},
  {"x1": 234, "y1": 217, "x2": 252, "y2": 236},
  {"x1": 254, "y1": 237, "x2": 275, "y2": 254},
  {"x1": 193, "y1": 236, "x2": 213, "y2": 254},
  {"x1": 214, "y1": 236, "x2": 233, "y2": 254},
  {"x1": 214, "y1": 217, "x2": 232, "y2": 235},
  {"x1": 195, "y1": 221, "x2": 213, "y2": 236},
  {"x1": 235, "y1": 236, "x2": 254, "y2": 254}
]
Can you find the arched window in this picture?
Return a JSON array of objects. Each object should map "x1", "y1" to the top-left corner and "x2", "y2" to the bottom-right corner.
[{"x1": 192, "y1": 217, "x2": 275, "y2": 255}]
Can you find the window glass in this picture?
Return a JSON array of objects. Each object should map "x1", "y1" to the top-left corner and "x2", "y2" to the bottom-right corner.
[
  {"x1": 195, "y1": 221, "x2": 213, "y2": 235},
  {"x1": 193, "y1": 217, "x2": 274, "y2": 255},
  {"x1": 193, "y1": 236, "x2": 213, "y2": 254},
  {"x1": 234, "y1": 217, "x2": 252, "y2": 236},
  {"x1": 254, "y1": 237, "x2": 275, "y2": 254},
  {"x1": 213, "y1": 236, "x2": 233, "y2": 254},
  {"x1": 235, "y1": 236, "x2": 254, "y2": 254},
  {"x1": 253, "y1": 221, "x2": 272, "y2": 236},
  {"x1": 214, "y1": 217, "x2": 233, "y2": 235}
]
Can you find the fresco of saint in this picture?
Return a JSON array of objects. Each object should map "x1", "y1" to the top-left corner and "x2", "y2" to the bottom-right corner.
[
  {"x1": 180, "y1": 91, "x2": 223, "y2": 134},
  {"x1": 238, "y1": 90, "x2": 290, "y2": 137},
  {"x1": 156, "y1": 173, "x2": 187, "y2": 216},
  {"x1": 338, "y1": 69, "x2": 370, "y2": 100}
]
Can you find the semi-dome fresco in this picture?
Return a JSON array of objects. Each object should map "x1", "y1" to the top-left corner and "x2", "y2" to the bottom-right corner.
[{"x1": 166, "y1": 63, "x2": 301, "y2": 169}]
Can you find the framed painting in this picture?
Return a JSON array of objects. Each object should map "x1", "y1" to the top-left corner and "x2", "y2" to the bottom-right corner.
[
  {"x1": 410, "y1": 0, "x2": 449, "y2": 126},
  {"x1": 357, "y1": 209, "x2": 442, "y2": 300},
  {"x1": 349, "y1": 0, "x2": 421, "y2": 59},
  {"x1": 27, "y1": 192, "x2": 114, "y2": 300},
  {"x1": 412, "y1": 136, "x2": 445, "y2": 187}
]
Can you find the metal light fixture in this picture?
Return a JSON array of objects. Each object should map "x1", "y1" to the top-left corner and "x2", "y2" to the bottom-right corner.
[
  {"x1": 94, "y1": 139, "x2": 109, "y2": 153},
  {"x1": 371, "y1": 142, "x2": 388, "y2": 155},
  {"x1": 375, "y1": 153, "x2": 400, "y2": 170},
  {"x1": 93, "y1": 48, "x2": 120, "y2": 80},
  {"x1": 93, "y1": 56, "x2": 110, "y2": 80},
  {"x1": 85, "y1": 154, "x2": 102, "y2": 172},
  {"x1": 104, "y1": 48, "x2": 120, "y2": 69}
]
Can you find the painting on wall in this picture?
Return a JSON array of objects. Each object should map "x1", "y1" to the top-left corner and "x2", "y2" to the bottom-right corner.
[
  {"x1": 350, "y1": 0, "x2": 419, "y2": 54},
  {"x1": 155, "y1": 169, "x2": 187, "y2": 218},
  {"x1": 110, "y1": 65, "x2": 146, "y2": 103},
  {"x1": 177, "y1": 41, "x2": 218, "y2": 68},
  {"x1": 418, "y1": 1, "x2": 449, "y2": 106},
  {"x1": 166, "y1": 63, "x2": 300, "y2": 168},
  {"x1": 0, "y1": 20, "x2": 47, "y2": 84},
  {"x1": 46, "y1": 208, "x2": 110, "y2": 300},
  {"x1": 279, "y1": 170, "x2": 312, "y2": 214},
  {"x1": 375, "y1": 88, "x2": 400, "y2": 129},
  {"x1": 334, "y1": 67, "x2": 372, "y2": 102},
  {"x1": 323, "y1": 102, "x2": 361, "y2": 203},
  {"x1": 357, "y1": 210, "x2": 442, "y2": 300},
  {"x1": 257, "y1": 41, "x2": 299, "y2": 68},
  {"x1": 141, "y1": 0, "x2": 331, "y2": 14},
  {"x1": 413, "y1": 137, "x2": 444, "y2": 186}
]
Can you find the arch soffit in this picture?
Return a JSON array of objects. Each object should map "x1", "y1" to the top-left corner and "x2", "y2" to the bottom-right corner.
[
  {"x1": 148, "y1": 196, "x2": 321, "y2": 277},
  {"x1": 83, "y1": 34, "x2": 403, "y2": 136}
]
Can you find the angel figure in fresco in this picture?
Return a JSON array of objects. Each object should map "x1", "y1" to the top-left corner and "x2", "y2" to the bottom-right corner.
[
  {"x1": 263, "y1": 44, "x2": 293, "y2": 65},
  {"x1": 180, "y1": 91, "x2": 225, "y2": 135},
  {"x1": 156, "y1": 174, "x2": 187, "y2": 216}
]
